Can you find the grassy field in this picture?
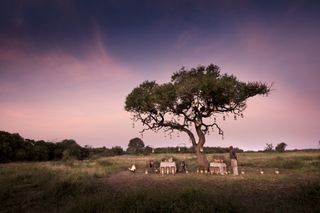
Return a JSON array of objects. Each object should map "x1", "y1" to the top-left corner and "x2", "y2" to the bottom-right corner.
[{"x1": 0, "y1": 151, "x2": 319, "y2": 213}]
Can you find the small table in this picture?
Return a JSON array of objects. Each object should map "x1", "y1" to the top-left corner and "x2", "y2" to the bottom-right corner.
[
  {"x1": 160, "y1": 162, "x2": 176, "y2": 174},
  {"x1": 210, "y1": 162, "x2": 227, "y2": 175}
]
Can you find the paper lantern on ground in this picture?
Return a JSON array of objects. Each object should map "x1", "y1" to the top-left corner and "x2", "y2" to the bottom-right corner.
[
  {"x1": 160, "y1": 167, "x2": 165, "y2": 174},
  {"x1": 171, "y1": 166, "x2": 176, "y2": 174},
  {"x1": 166, "y1": 167, "x2": 170, "y2": 174}
]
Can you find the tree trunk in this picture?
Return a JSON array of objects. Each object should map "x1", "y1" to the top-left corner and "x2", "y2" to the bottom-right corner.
[
  {"x1": 182, "y1": 124, "x2": 210, "y2": 171},
  {"x1": 195, "y1": 144, "x2": 209, "y2": 171},
  {"x1": 193, "y1": 124, "x2": 209, "y2": 171}
]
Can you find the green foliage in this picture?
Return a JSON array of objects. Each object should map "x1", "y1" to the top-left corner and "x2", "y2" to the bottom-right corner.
[
  {"x1": 111, "y1": 146, "x2": 124, "y2": 155},
  {"x1": 128, "y1": 138, "x2": 145, "y2": 149},
  {"x1": 276, "y1": 142, "x2": 288, "y2": 152},
  {"x1": 57, "y1": 139, "x2": 89, "y2": 160},
  {"x1": 0, "y1": 131, "x2": 25, "y2": 162},
  {"x1": 143, "y1": 146, "x2": 153, "y2": 155},
  {"x1": 125, "y1": 64, "x2": 270, "y2": 116},
  {"x1": 0, "y1": 131, "x2": 91, "y2": 162},
  {"x1": 86, "y1": 146, "x2": 124, "y2": 158},
  {"x1": 0, "y1": 130, "x2": 128, "y2": 162},
  {"x1": 127, "y1": 137, "x2": 145, "y2": 154},
  {"x1": 125, "y1": 64, "x2": 271, "y2": 161}
]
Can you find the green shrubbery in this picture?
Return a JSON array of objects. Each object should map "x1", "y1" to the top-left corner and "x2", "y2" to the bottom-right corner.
[{"x1": 0, "y1": 131, "x2": 125, "y2": 162}]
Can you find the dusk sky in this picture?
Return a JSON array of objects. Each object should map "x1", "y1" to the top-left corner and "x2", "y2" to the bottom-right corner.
[{"x1": 1, "y1": 0, "x2": 319, "y2": 150}]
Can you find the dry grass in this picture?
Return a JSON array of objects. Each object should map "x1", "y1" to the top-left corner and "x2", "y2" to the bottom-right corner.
[{"x1": 0, "y1": 151, "x2": 319, "y2": 213}]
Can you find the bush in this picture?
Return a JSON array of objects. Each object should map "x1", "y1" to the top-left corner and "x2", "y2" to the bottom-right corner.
[
  {"x1": 127, "y1": 138, "x2": 145, "y2": 154},
  {"x1": 111, "y1": 146, "x2": 124, "y2": 155},
  {"x1": 276, "y1": 142, "x2": 288, "y2": 152}
]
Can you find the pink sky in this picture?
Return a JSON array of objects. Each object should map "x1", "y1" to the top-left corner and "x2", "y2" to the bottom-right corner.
[
  {"x1": 1, "y1": 36, "x2": 319, "y2": 151},
  {"x1": 0, "y1": 1, "x2": 319, "y2": 150}
]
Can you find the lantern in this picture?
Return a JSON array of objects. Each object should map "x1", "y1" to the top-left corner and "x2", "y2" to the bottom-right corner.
[
  {"x1": 166, "y1": 167, "x2": 170, "y2": 174},
  {"x1": 160, "y1": 167, "x2": 165, "y2": 174}
]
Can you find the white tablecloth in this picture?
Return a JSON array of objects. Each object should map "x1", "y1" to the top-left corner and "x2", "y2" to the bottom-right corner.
[
  {"x1": 160, "y1": 162, "x2": 176, "y2": 174},
  {"x1": 210, "y1": 162, "x2": 227, "y2": 175},
  {"x1": 160, "y1": 162, "x2": 176, "y2": 168},
  {"x1": 210, "y1": 162, "x2": 226, "y2": 167}
]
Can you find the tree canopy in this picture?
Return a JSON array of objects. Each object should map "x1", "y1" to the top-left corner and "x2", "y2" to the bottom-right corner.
[
  {"x1": 275, "y1": 142, "x2": 287, "y2": 152},
  {"x1": 127, "y1": 137, "x2": 145, "y2": 154}
]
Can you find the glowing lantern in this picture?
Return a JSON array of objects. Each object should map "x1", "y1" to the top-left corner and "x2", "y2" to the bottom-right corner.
[{"x1": 160, "y1": 167, "x2": 165, "y2": 174}]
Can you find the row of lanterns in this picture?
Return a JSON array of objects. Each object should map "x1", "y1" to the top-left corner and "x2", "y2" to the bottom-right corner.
[
  {"x1": 131, "y1": 112, "x2": 245, "y2": 140},
  {"x1": 131, "y1": 113, "x2": 244, "y2": 128}
]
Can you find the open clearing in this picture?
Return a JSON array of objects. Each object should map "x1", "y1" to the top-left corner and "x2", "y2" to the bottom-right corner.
[{"x1": 1, "y1": 151, "x2": 319, "y2": 213}]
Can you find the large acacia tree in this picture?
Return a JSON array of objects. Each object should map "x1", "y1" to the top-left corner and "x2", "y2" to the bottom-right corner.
[{"x1": 125, "y1": 64, "x2": 270, "y2": 170}]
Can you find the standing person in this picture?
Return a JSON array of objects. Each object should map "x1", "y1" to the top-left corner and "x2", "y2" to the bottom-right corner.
[
  {"x1": 149, "y1": 160, "x2": 154, "y2": 172},
  {"x1": 179, "y1": 161, "x2": 186, "y2": 173},
  {"x1": 229, "y1": 146, "x2": 239, "y2": 176}
]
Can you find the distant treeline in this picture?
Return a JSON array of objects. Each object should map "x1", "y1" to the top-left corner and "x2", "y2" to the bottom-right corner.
[
  {"x1": 0, "y1": 131, "x2": 123, "y2": 163},
  {"x1": 0, "y1": 131, "x2": 244, "y2": 163}
]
